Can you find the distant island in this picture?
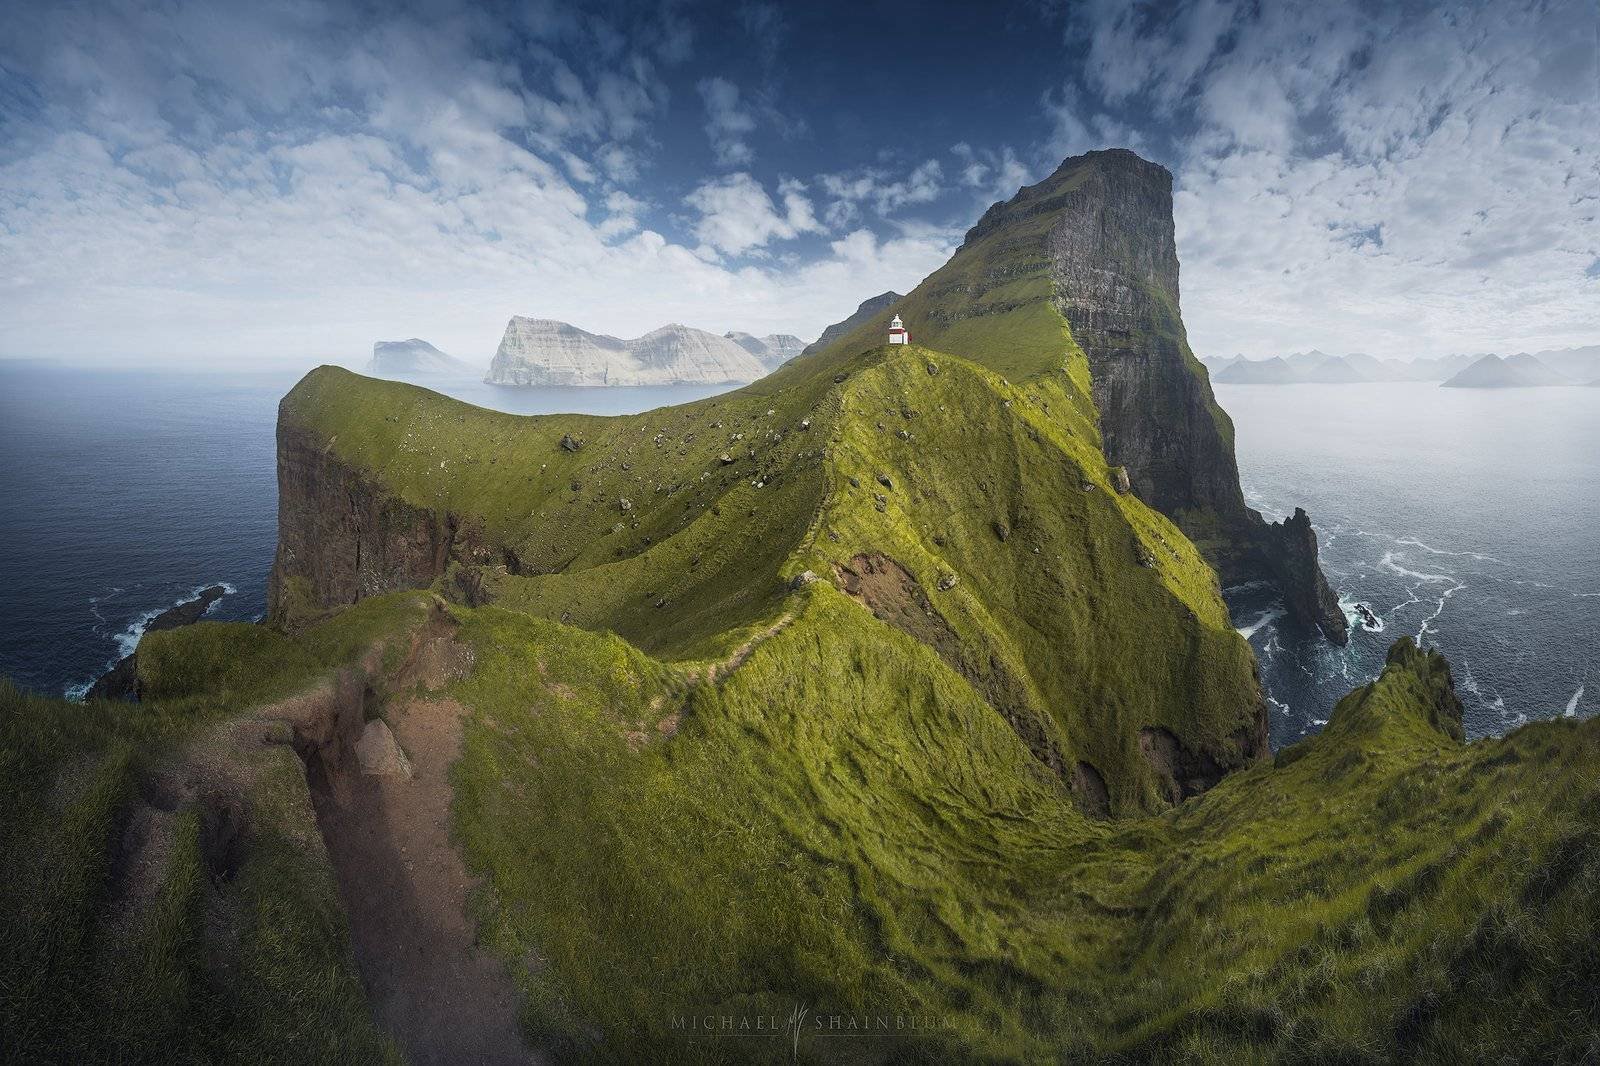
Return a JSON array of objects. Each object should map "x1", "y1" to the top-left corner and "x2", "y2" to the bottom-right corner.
[
  {"x1": 1208, "y1": 344, "x2": 1600, "y2": 387},
  {"x1": 1442, "y1": 353, "x2": 1575, "y2": 388},
  {"x1": 367, "y1": 338, "x2": 475, "y2": 375},
  {"x1": 484, "y1": 318, "x2": 816, "y2": 387}
]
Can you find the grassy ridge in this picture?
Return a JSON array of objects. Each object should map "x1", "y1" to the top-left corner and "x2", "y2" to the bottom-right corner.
[
  {"x1": 443, "y1": 621, "x2": 1600, "y2": 1062},
  {"x1": 0, "y1": 595, "x2": 438, "y2": 1064},
  {"x1": 281, "y1": 338, "x2": 1261, "y2": 810}
]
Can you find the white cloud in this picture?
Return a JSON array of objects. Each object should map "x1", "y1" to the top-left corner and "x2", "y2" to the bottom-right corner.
[
  {"x1": 697, "y1": 76, "x2": 756, "y2": 166},
  {"x1": 683, "y1": 172, "x2": 821, "y2": 257},
  {"x1": 0, "y1": 1, "x2": 949, "y2": 363},
  {"x1": 818, "y1": 160, "x2": 943, "y2": 223},
  {"x1": 1060, "y1": 0, "x2": 1600, "y2": 358}
]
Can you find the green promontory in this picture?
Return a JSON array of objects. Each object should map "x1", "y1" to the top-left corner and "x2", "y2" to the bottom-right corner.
[{"x1": 7, "y1": 149, "x2": 1598, "y2": 1063}]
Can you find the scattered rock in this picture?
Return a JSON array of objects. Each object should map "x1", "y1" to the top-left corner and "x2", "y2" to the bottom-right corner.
[
  {"x1": 619, "y1": 497, "x2": 632, "y2": 512},
  {"x1": 1112, "y1": 466, "x2": 1132, "y2": 495},
  {"x1": 937, "y1": 573, "x2": 959, "y2": 591},
  {"x1": 925, "y1": 361, "x2": 939, "y2": 376},
  {"x1": 848, "y1": 476, "x2": 861, "y2": 488},
  {"x1": 1134, "y1": 541, "x2": 1156, "y2": 568},
  {"x1": 799, "y1": 419, "x2": 811, "y2": 430},
  {"x1": 993, "y1": 521, "x2": 1010, "y2": 542},
  {"x1": 559, "y1": 433, "x2": 583, "y2": 453},
  {"x1": 354, "y1": 719, "x2": 412, "y2": 777},
  {"x1": 873, "y1": 494, "x2": 888, "y2": 513},
  {"x1": 720, "y1": 453, "x2": 735, "y2": 465},
  {"x1": 876, "y1": 474, "x2": 893, "y2": 490},
  {"x1": 789, "y1": 570, "x2": 818, "y2": 590}
]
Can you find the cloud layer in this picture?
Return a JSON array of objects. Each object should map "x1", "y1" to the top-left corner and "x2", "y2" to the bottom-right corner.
[
  {"x1": 0, "y1": 0, "x2": 1593, "y2": 365},
  {"x1": 1053, "y1": 0, "x2": 1599, "y2": 357}
]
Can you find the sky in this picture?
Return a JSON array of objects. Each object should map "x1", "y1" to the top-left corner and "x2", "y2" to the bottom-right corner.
[{"x1": 0, "y1": 0, "x2": 1596, "y2": 367}]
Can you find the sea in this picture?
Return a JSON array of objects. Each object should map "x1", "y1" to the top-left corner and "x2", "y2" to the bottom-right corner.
[
  {"x1": 1218, "y1": 381, "x2": 1599, "y2": 744},
  {"x1": 1, "y1": 363, "x2": 1594, "y2": 744},
  {"x1": 0, "y1": 361, "x2": 727, "y2": 700}
]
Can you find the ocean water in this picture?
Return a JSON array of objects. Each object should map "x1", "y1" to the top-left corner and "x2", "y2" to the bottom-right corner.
[
  {"x1": 0, "y1": 361, "x2": 729, "y2": 698},
  {"x1": 2, "y1": 364, "x2": 1594, "y2": 745},
  {"x1": 1218, "y1": 382, "x2": 1599, "y2": 744}
]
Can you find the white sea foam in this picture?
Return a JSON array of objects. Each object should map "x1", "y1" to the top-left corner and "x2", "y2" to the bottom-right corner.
[
  {"x1": 1378, "y1": 551, "x2": 1453, "y2": 584},
  {"x1": 1235, "y1": 607, "x2": 1285, "y2": 640},
  {"x1": 1416, "y1": 580, "x2": 1466, "y2": 643},
  {"x1": 1339, "y1": 594, "x2": 1385, "y2": 633},
  {"x1": 1394, "y1": 536, "x2": 1503, "y2": 564},
  {"x1": 1266, "y1": 695, "x2": 1292, "y2": 717},
  {"x1": 1566, "y1": 687, "x2": 1585, "y2": 718},
  {"x1": 68, "y1": 582, "x2": 234, "y2": 702}
]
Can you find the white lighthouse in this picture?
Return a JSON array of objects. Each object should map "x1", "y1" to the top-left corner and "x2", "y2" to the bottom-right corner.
[{"x1": 888, "y1": 314, "x2": 910, "y2": 345}]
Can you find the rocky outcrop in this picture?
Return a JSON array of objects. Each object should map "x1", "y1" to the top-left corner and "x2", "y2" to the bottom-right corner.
[
  {"x1": 1139, "y1": 721, "x2": 1268, "y2": 805},
  {"x1": 267, "y1": 417, "x2": 455, "y2": 627},
  {"x1": 486, "y1": 318, "x2": 767, "y2": 387},
  {"x1": 1009, "y1": 148, "x2": 1346, "y2": 643},
  {"x1": 1254, "y1": 509, "x2": 1347, "y2": 644},
  {"x1": 801, "y1": 291, "x2": 902, "y2": 356},
  {"x1": 86, "y1": 585, "x2": 229, "y2": 701}
]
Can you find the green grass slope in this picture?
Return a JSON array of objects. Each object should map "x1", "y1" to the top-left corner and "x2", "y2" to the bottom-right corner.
[
  {"x1": 440, "y1": 609, "x2": 1598, "y2": 1063},
  {"x1": 0, "y1": 594, "x2": 440, "y2": 1064},
  {"x1": 244, "y1": 346, "x2": 1600, "y2": 1063},
  {"x1": 278, "y1": 335, "x2": 1262, "y2": 813}
]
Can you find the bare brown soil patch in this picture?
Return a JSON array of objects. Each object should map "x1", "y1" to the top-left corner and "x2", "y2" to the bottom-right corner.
[{"x1": 310, "y1": 694, "x2": 538, "y2": 1065}]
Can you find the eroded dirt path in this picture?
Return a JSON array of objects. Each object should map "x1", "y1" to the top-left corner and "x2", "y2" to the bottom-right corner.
[{"x1": 310, "y1": 694, "x2": 538, "y2": 1065}]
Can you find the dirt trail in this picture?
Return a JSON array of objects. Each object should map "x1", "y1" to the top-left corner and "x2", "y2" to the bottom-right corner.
[
  {"x1": 310, "y1": 694, "x2": 539, "y2": 1066},
  {"x1": 703, "y1": 610, "x2": 794, "y2": 684}
]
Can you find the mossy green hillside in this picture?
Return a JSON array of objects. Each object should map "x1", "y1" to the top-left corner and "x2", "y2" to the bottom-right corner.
[
  {"x1": 767, "y1": 156, "x2": 1096, "y2": 385},
  {"x1": 442, "y1": 623, "x2": 1600, "y2": 1063},
  {"x1": 0, "y1": 594, "x2": 439, "y2": 1064},
  {"x1": 272, "y1": 351, "x2": 1597, "y2": 1062},
  {"x1": 281, "y1": 339, "x2": 1261, "y2": 812}
]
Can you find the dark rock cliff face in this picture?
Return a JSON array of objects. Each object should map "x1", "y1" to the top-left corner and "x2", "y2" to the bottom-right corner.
[
  {"x1": 267, "y1": 415, "x2": 456, "y2": 627},
  {"x1": 1256, "y1": 508, "x2": 1346, "y2": 645},
  {"x1": 1029, "y1": 149, "x2": 1348, "y2": 644}
]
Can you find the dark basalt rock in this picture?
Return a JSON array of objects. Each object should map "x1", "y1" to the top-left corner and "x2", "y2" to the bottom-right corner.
[
  {"x1": 268, "y1": 418, "x2": 457, "y2": 627},
  {"x1": 1025, "y1": 148, "x2": 1345, "y2": 643},
  {"x1": 86, "y1": 584, "x2": 229, "y2": 701},
  {"x1": 1254, "y1": 508, "x2": 1349, "y2": 645}
]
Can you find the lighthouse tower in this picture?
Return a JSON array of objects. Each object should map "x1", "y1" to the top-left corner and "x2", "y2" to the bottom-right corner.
[{"x1": 887, "y1": 314, "x2": 910, "y2": 345}]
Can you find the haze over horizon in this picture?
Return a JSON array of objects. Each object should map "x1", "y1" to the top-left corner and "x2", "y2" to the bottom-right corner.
[{"x1": 1, "y1": 0, "x2": 1596, "y2": 368}]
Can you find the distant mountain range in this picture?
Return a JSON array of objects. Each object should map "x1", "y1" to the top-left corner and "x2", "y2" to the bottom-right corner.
[
  {"x1": 484, "y1": 319, "x2": 794, "y2": 387},
  {"x1": 366, "y1": 322, "x2": 816, "y2": 387},
  {"x1": 1207, "y1": 344, "x2": 1600, "y2": 389},
  {"x1": 724, "y1": 332, "x2": 807, "y2": 371},
  {"x1": 1442, "y1": 353, "x2": 1576, "y2": 388},
  {"x1": 366, "y1": 338, "x2": 475, "y2": 375}
]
